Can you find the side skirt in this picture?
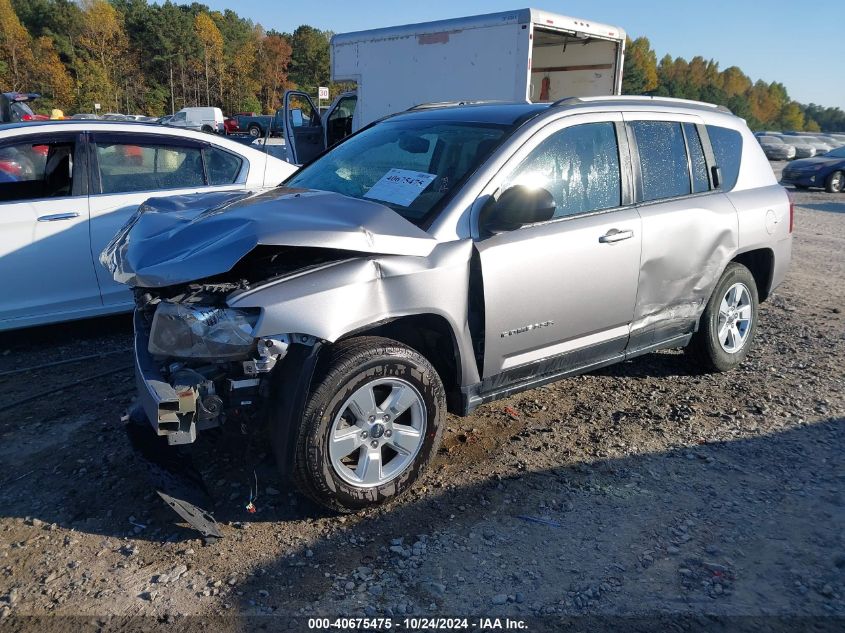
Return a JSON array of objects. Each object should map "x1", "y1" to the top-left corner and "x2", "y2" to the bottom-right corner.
[{"x1": 461, "y1": 332, "x2": 692, "y2": 416}]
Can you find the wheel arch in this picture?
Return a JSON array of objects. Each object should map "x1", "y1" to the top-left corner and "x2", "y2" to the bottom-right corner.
[
  {"x1": 336, "y1": 313, "x2": 464, "y2": 414},
  {"x1": 731, "y1": 247, "x2": 775, "y2": 302}
]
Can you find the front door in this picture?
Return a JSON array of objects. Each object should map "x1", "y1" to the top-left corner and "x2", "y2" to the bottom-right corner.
[
  {"x1": 475, "y1": 115, "x2": 642, "y2": 385},
  {"x1": 283, "y1": 91, "x2": 325, "y2": 165},
  {"x1": 324, "y1": 93, "x2": 358, "y2": 148},
  {"x1": 0, "y1": 132, "x2": 100, "y2": 327}
]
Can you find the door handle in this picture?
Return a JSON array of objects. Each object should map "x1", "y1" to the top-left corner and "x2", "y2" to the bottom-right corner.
[
  {"x1": 38, "y1": 212, "x2": 80, "y2": 222},
  {"x1": 599, "y1": 229, "x2": 634, "y2": 243}
]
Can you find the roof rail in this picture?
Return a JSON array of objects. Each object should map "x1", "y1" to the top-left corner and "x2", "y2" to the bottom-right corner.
[
  {"x1": 406, "y1": 99, "x2": 518, "y2": 111},
  {"x1": 551, "y1": 95, "x2": 732, "y2": 114}
]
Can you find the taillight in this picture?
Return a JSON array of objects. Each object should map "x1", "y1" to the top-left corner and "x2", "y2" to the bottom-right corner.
[{"x1": 21, "y1": 114, "x2": 33, "y2": 121}]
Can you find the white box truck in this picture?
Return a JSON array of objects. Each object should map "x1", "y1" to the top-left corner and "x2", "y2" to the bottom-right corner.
[{"x1": 283, "y1": 8, "x2": 626, "y2": 164}]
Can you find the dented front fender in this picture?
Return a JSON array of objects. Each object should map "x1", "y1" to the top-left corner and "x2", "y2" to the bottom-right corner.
[{"x1": 227, "y1": 240, "x2": 480, "y2": 386}]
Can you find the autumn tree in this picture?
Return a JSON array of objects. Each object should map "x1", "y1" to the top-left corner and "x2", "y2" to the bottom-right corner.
[
  {"x1": 194, "y1": 12, "x2": 223, "y2": 105},
  {"x1": 32, "y1": 36, "x2": 73, "y2": 109},
  {"x1": 622, "y1": 36, "x2": 657, "y2": 94},
  {"x1": 288, "y1": 25, "x2": 330, "y2": 93},
  {"x1": 227, "y1": 29, "x2": 259, "y2": 113},
  {"x1": 779, "y1": 101, "x2": 804, "y2": 131},
  {"x1": 0, "y1": 0, "x2": 35, "y2": 90},
  {"x1": 720, "y1": 66, "x2": 751, "y2": 98},
  {"x1": 78, "y1": 0, "x2": 128, "y2": 111},
  {"x1": 257, "y1": 32, "x2": 292, "y2": 112}
]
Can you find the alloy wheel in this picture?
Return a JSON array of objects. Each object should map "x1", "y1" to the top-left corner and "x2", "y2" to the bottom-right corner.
[
  {"x1": 328, "y1": 378, "x2": 427, "y2": 488},
  {"x1": 717, "y1": 282, "x2": 753, "y2": 353}
]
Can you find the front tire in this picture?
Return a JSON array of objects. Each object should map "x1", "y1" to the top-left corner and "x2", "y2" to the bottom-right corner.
[
  {"x1": 291, "y1": 337, "x2": 446, "y2": 512},
  {"x1": 688, "y1": 262, "x2": 759, "y2": 373},
  {"x1": 825, "y1": 170, "x2": 843, "y2": 193}
]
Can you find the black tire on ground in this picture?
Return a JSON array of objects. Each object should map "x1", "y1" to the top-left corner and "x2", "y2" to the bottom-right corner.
[
  {"x1": 201, "y1": 125, "x2": 214, "y2": 134},
  {"x1": 825, "y1": 170, "x2": 843, "y2": 193},
  {"x1": 248, "y1": 125, "x2": 261, "y2": 138},
  {"x1": 687, "y1": 262, "x2": 760, "y2": 373},
  {"x1": 290, "y1": 336, "x2": 446, "y2": 513}
]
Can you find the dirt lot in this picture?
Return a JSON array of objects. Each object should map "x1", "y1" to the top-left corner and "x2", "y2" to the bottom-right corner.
[{"x1": 0, "y1": 163, "x2": 843, "y2": 628}]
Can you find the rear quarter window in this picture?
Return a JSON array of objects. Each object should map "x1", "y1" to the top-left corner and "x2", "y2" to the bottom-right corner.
[{"x1": 706, "y1": 125, "x2": 743, "y2": 191}]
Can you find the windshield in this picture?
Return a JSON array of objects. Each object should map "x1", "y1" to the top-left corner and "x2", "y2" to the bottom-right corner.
[{"x1": 286, "y1": 119, "x2": 508, "y2": 226}]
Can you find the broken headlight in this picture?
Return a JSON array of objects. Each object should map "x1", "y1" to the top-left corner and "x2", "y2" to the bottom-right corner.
[{"x1": 148, "y1": 302, "x2": 260, "y2": 359}]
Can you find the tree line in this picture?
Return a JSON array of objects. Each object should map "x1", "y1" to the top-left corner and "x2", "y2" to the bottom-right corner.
[
  {"x1": 1, "y1": 1, "x2": 843, "y2": 132},
  {"x1": 0, "y1": 0, "x2": 334, "y2": 116},
  {"x1": 623, "y1": 36, "x2": 845, "y2": 132}
]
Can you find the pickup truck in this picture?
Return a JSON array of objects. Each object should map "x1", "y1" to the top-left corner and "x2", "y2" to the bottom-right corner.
[{"x1": 237, "y1": 110, "x2": 285, "y2": 138}]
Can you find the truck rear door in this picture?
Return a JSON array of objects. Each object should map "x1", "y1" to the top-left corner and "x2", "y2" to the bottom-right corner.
[{"x1": 283, "y1": 91, "x2": 325, "y2": 165}]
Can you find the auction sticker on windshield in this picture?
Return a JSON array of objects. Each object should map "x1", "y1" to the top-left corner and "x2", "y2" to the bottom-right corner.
[{"x1": 364, "y1": 168, "x2": 437, "y2": 207}]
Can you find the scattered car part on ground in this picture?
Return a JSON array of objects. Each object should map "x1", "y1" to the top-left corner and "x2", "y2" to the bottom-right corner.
[{"x1": 106, "y1": 96, "x2": 792, "y2": 514}]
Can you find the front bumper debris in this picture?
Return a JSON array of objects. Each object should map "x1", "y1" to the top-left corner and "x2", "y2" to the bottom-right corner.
[{"x1": 134, "y1": 310, "x2": 217, "y2": 445}]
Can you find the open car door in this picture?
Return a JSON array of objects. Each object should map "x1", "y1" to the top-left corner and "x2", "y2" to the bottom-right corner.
[
  {"x1": 323, "y1": 92, "x2": 358, "y2": 149},
  {"x1": 283, "y1": 91, "x2": 325, "y2": 165}
]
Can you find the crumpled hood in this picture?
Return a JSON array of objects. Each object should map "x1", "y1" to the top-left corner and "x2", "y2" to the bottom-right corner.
[{"x1": 101, "y1": 187, "x2": 438, "y2": 288}]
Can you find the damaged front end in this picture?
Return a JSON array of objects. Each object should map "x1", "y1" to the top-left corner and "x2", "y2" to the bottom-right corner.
[
  {"x1": 105, "y1": 186, "x2": 439, "y2": 445},
  {"x1": 133, "y1": 277, "x2": 316, "y2": 446}
]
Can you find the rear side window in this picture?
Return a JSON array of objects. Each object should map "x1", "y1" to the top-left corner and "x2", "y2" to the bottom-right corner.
[
  {"x1": 683, "y1": 123, "x2": 710, "y2": 193},
  {"x1": 503, "y1": 122, "x2": 621, "y2": 218},
  {"x1": 0, "y1": 139, "x2": 76, "y2": 201},
  {"x1": 95, "y1": 141, "x2": 205, "y2": 194},
  {"x1": 631, "y1": 121, "x2": 690, "y2": 202},
  {"x1": 204, "y1": 146, "x2": 243, "y2": 185},
  {"x1": 706, "y1": 125, "x2": 743, "y2": 191}
]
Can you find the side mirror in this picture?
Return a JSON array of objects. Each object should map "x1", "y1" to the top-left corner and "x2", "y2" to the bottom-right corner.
[{"x1": 479, "y1": 185, "x2": 556, "y2": 234}]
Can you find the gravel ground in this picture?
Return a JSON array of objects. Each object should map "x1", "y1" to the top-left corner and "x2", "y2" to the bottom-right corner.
[{"x1": 0, "y1": 162, "x2": 843, "y2": 627}]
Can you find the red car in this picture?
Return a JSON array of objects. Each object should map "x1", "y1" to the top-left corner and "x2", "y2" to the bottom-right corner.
[{"x1": 223, "y1": 112, "x2": 256, "y2": 135}]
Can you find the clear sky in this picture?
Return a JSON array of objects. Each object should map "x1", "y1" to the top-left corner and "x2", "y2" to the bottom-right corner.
[{"x1": 199, "y1": 0, "x2": 843, "y2": 109}]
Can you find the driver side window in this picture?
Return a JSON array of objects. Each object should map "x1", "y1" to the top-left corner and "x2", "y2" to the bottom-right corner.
[
  {"x1": 502, "y1": 122, "x2": 621, "y2": 218},
  {"x1": 288, "y1": 95, "x2": 317, "y2": 128}
]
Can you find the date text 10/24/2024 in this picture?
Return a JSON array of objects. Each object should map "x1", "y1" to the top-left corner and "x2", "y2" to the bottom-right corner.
[{"x1": 307, "y1": 617, "x2": 529, "y2": 630}]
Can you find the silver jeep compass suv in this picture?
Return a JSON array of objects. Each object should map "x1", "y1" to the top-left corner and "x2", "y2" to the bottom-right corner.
[{"x1": 104, "y1": 96, "x2": 792, "y2": 512}]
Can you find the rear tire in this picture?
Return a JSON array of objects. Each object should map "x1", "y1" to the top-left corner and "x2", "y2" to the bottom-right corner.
[
  {"x1": 201, "y1": 124, "x2": 214, "y2": 134},
  {"x1": 248, "y1": 125, "x2": 261, "y2": 138},
  {"x1": 688, "y1": 263, "x2": 759, "y2": 373},
  {"x1": 291, "y1": 336, "x2": 446, "y2": 513},
  {"x1": 825, "y1": 170, "x2": 843, "y2": 193}
]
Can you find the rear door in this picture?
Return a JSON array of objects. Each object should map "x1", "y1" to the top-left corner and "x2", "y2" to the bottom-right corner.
[
  {"x1": 283, "y1": 91, "x2": 325, "y2": 165},
  {"x1": 624, "y1": 113, "x2": 738, "y2": 350},
  {"x1": 87, "y1": 133, "x2": 248, "y2": 306},
  {"x1": 0, "y1": 131, "x2": 100, "y2": 327}
]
